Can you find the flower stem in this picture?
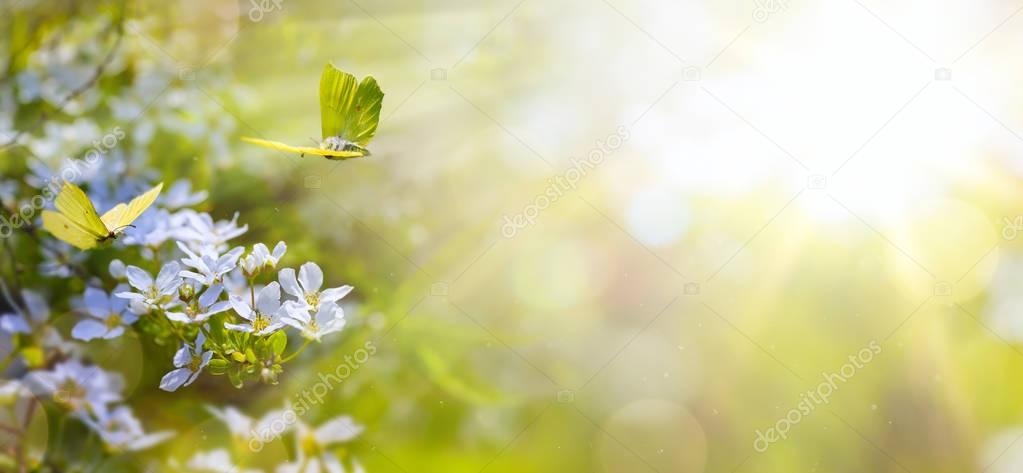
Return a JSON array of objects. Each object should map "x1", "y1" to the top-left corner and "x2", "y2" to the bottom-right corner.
[{"x1": 281, "y1": 339, "x2": 312, "y2": 363}]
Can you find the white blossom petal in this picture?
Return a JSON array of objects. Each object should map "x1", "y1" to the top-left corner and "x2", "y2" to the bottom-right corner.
[
  {"x1": 278, "y1": 268, "x2": 302, "y2": 298},
  {"x1": 298, "y1": 263, "x2": 323, "y2": 294}
]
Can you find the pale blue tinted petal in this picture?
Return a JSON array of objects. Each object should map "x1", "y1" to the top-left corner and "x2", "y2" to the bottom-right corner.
[
  {"x1": 0, "y1": 315, "x2": 31, "y2": 333},
  {"x1": 164, "y1": 311, "x2": 190, "y2": 323},
  {"x1": 159, "y1": 368, "x2": 191, "y2": 392},
  {"x1": 156, "y1": 261, "x2": 181, "y2": 289},
  {"x1": 271, "y1": 241, "x2": 287, "y2": 260},
  {"x1": 198, "y1": 351, "x2": 213, "y2": 369},
  {"x1": 198, "y1": 285, "x2": 224, "y2": 308},
  {"x1": 206, "y1": 301, "x2": 231, "y2": 316},
  {"x1": 101, "y1": 326, "x2": 125, "y2": 340},
  {"x1": 281, "y1": 317, "x2": 306, "y2": 332},
  {"x1": 172, "y1": 345, "x2": 191, "y2": 367},
  {"x1": 228, "y1": 296, "x2": 253, "y2": 321},
  {"x1": 224, "y1": 322, "x2": 253, "y2": 333},
  {"x1": 125, "y1": 266, "x2": 153, "y2": 291},
  {"x1": 256, "y1": 282, "x2": 281, "y2": 314},
  {"x1": 109, "y1": 284, "x2": 130, "y2": 312},
  {"x1": 20, "y1": 290, "x2": 49, "y2": 321},
  {"x1": 71, "y1": 319, "x2": 107, "y2": 341},
  {"x1": 82, "y1": 287, "x2": 109, "y2": 318}
]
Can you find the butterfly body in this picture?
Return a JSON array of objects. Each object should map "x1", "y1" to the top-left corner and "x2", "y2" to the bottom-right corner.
[
  {"x1": 242, "y1": 63, "x2": 383, "y2": 160},
  {"x1": 320, "y1": 136, "x2": 369, "y2": 155},
  {"x1": 42, "y1": 182, "x2": 162, "y2": 250}
]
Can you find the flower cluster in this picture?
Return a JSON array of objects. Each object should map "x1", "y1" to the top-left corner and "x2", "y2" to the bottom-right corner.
[
  {"x1": 59, "y1": 186, "x2": 351, "y2": 393},
  {"x1": 24, "y1": 360, "x2": 173, "y2": 453},
  {"x1": 176, "y1": 404, "x2": 367, "y2": 472},
  {"x1": 0, "y1": 5, "x2": 368, "y2": 470},
  {"x1": 0, "y1": 174, "x2": 356, "y2": 457}
]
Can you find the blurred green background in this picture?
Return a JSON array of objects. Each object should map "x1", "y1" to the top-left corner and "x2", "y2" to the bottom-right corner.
[{"x1": 8, "y1": 0, "x2": 1023, "y2": 471}]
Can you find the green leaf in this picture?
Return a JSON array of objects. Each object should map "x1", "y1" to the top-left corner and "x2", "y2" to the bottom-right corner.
[
  {"x1": 269, "y1": 331, "x2": 287, "y2": 357},
  {"x1": 208, "y1": 314, "x2": 227, "y2": 344},
  {"x1": 227, "y1": 367, "x2": 244, "y2": 389},
  {"x1": 208, "y1": 358, "x2": 229, "y2": 375}
]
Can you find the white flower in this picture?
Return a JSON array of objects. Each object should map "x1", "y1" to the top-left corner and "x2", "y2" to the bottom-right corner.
[
  {"x1": 0, "y1": 289, "x2": 48, "y2": 334},
  {"x1": 72, "y1": 285, "x2": 138, "y2": 341},
  {"x1": 121, "y1": 208, "x2": 178, "y2": 248},
  {"x1": 109, "y1": 259, "x2": 127, "y2": 279},
  {"x1": 226, "y1": 282, "x2": 287, "y2": 336},
  {"x1": 26, "y1": 360, "x2": 122, "y2": 412},
  {"x1": 279, "y1": 263, "x2": 353, "y2": 309},
  {"x1": 161, "y1": 179, "x2": 208, "y2": 209},
  {"x1": 0, "y1": 380, "x2": 29, "y2": 405},
  {"x1": 207, "y1": 404, "x2": 292, "y2": 445},
  {"x1": 183, "y1": 449, "x2": 263, "y2": 473},
  {"x1": 241, "y1": 241, "x2": 287, "y2": 276},
  {"x1": 283, "y1": 302, "x2": 346, "y2": 342},
  {"x1": 205, "y1": 405, "x2": 254, "y2": 440},
  {"x1": 174, "y1": 210, "x2": 248, "y2": 252},
  {"x1": 38, "y1": 243, "x2": 86, "y2": 278},
  {"x1": 179, "y1": 242, "x2": 244, "y2": 287},
  {"x1": 166, "y1": 285, "x2": 231, "y2": 324},
  {"x1": 160, "y1": 331, "x2": 213, "y2": 392},
  {"x1": 276, "y1": 416, "x2": 365, "y2": 473},
  {"x1": 81, "y1": 404, "x2": 174, "y2": 452},
  {"x1": 117, "y1": 262, "x2": 182, "y2": 309}
]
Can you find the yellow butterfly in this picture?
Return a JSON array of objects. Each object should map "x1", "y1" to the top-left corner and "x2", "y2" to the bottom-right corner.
[
  {"x1": 241, "y1": 63, "x2": 384, "y2": 160},
  {"x1": 42, "y1": 181, "x2": 163, "y2": 250}
]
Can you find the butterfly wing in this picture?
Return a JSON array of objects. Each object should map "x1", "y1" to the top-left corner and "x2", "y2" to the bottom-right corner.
[
  {"x1": 100, "y1": 203, "x2": 128, "y2": 230},
  {"x1": 54, "y1": 181, "x2": 108, "y2": 238},
  {"x1": 240, "y1": 137, "x2": 363, "y2": 159},
  {"x1": 102, "y1": 182, "x2": 163, "y2": 234},
  {"x1": 42, "y1": 210, "x2": 99, "y2": 250},
  {"x1": 319, "y1": 63, "x2": 384, "y2": 147}
]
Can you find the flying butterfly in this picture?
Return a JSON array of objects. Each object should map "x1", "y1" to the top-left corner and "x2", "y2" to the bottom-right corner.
[
  {"x1": 241, "y1": 63, "x2": 384, "y2": 160},
  {"x1": 42, "y1": 181, "x2": 163, "y2": 250}
]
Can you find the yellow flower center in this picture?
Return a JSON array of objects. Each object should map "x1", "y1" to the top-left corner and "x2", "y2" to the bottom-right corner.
[
  {"x1": 304, "y1": 292, "x2": 319, "y2": 307},
  {"x1": 188, "y1": 354, "x2": 203, "y2": 372},
  {"x1": 54, "y1": 380, "x2": 85, "y2": 408},
  {"x1": 105, "y1": 313, "x2": 122, "y2": 330},
  {"x1": 300, "y1": 434, "x2": 321, "y2": 456},
  {"x1": 252, "y1": 314, "x2": 271, "y2": 332}
]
